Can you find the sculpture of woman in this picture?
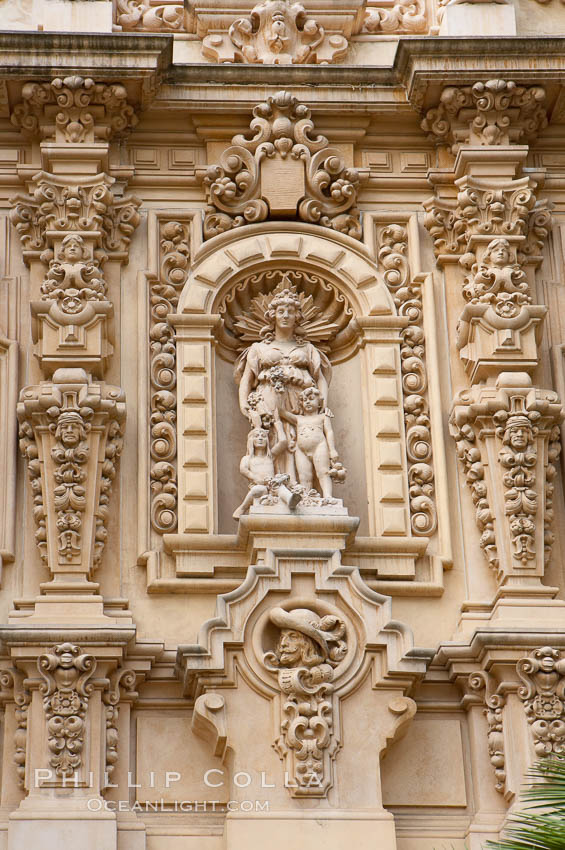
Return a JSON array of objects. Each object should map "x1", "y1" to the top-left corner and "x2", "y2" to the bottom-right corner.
[{"x1": 234, "y1": 276, "x2": 332, "y2": 481}]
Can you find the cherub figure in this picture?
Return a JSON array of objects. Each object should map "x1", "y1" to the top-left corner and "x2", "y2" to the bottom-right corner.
[
  {"x1": 278, "y1": 386, "x2": 344, "y2": 501},
  {"x1": 232, "y1": 421, "x2": 302, "y2": 519}
]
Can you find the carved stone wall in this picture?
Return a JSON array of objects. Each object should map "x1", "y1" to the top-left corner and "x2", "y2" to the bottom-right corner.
[{"x1": 1, "y1": 22, "x2": 565, "y2": 850}]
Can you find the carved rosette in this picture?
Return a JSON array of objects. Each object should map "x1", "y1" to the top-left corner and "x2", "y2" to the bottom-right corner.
[
  {"x1": 11, "y1": 76, "x2": 138, "y2": 143},
  {"x1": 450, "y1": 381, "x2": 562, "y2": 583},
  {"x1": 378, "y1": 224, "x2": 437, "y2": 536},
  {"x1": 517, "y1": 647, "x2": 565, "y2": 757},
  {"x1": 202, "y1": 0, "x2": 349, "y2": 65},
  {"x1": 203, "y1": 91, "x2": 365, "y2": 241},
  {"x1": 421, "y1": 80, "x2": 548, "y2": 153},
  {"x1": 263, "y1": 607, "x2": 347, "y2": 796},
  {"x1": 17, "y1": 369, "x2": 126, "y2": 579},
  {"x1": 150, "y1": 221, "x2": 191, "y2": 534},
  {"x1": 468, "y1": 671, "x2": 507, "y2": 795},
  {"x1": 116, "y1": 0, "x2": 186, "y2": 31},
  {"x1": 37, "y1": 643, "x2": 96, "y2": 778}
]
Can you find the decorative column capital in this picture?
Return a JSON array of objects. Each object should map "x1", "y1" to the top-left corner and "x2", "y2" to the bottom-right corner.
[
  {"x1": 10, "y1": 76, "x2": 138, "y2": 143},
  {"x1": 421, "y1": 79, "x2": 548, "y2": 153}
]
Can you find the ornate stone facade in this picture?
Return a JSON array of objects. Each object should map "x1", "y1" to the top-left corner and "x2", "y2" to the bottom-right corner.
[{"x1": 1, "y1": 8, "x2": 565, "y2": 850}]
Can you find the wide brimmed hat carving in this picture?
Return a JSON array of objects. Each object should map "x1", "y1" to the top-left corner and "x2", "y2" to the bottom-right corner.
[{"x1": 270, "y1": 607, "x2": 347, "y2": 665}]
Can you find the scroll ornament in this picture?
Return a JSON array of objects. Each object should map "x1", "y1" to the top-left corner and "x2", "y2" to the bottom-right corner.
[
  {"x1": 421, "y1": 79, "x2": 548, "y2": 153},
  {"x1": 116, "y1": 0, "x2": 185, "y2": 31},
  {"x1": 517, "y1": 647, "x2": 565, "y2": 756},
  {"x1": 468, "y1": 671, "x2": 507, "y2": 795},
  {"x1": 150, "y1": 221, "x2": 191, "y2": 534},
  {"x1": 37, "y1": 643, "x2": 96, "y2": 778},
  {"x1": 363, "y1": 0, "x2": 427, "y2": 33},
  {"x1": 450, "y1": 385, "x2": 562, "y2": 582},
  {"x1": 263, "y1": 607, "x2": 347, "y2": 796},
  {"x1": 17, "y1": 369, "x2": 126, "y2": 578},
  {"x1": 203, "y1": 91, "x2": 364, "y2": 241},
  {"x1": 11, "y1": 75, "x2": 138, "y2": 143},
  {"x1": 378, "y1": 224, "x2": 437, "y2": 536},
  {"x1": 202, "y1": 0, "x2": 348, "y2": 65}
]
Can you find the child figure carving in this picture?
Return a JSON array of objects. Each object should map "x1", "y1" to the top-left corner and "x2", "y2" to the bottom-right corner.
[{"x1": 278, "y1": 387, "x2": 345, "y2": 503}]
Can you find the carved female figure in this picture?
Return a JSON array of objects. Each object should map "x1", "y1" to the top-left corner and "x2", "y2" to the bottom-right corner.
[{"x1": 235, "y1": 277, "x2": 332, "y2": 482}]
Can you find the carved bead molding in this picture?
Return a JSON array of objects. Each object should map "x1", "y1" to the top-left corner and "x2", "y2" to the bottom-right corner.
[
  {"x1": 468, "y1": 671, "x2": 507, "y2": 795},
  {"x1": 378, "y1": 224, "x2": 437, "y2": 535},
  {"x1": 421, "y1": 80, "x2": 548, "y2": 153},
  {"x1": 116, "y1": 0, "x2": 186, "y2": 31},
  {"x1": 18, "y1": 369, "x2": 126, "y2": 580},
  {"x1": 517, "y1": 647, "x2": 565, "y2": 757},
  {"x1": 202, "y1": 0, "x2": 349, "y2": 65},
  {"x1": 38, "y1": 643, "x2": 96, "y2": 778},
  {"x1": 150, "y1": 220, "x2": 191, "y2": 534},
  {"x1": 450, "y1": 379, "x2": 562, "y2": 583},
  {"x1": 363, "y1": 0, "x2": 427, "y2": 33},
  {"x1": 203, "y1": 91, "x2": 365, "y2": 241},
  {"x1": 11, "y1": 76, "x2": 138, "y2": 143}
]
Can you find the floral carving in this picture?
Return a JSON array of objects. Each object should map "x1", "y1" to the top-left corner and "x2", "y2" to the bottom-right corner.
[
  {"x1": 263, "y1": 607, "x2": 347, "y2": 796},
  {"x1": 18, "y1": 369, "x2": 126, "y2": 578},
  {"x1": 421, "y1": 80, "x2": 548, "y2": 153},
  {"x1": 363, "y1": 0, "x2": 427, "y2": 33},
  {"x1": 378, "y1": 225, "x2": 437, "y2": 536},
  {"x1": 203, "y1": 91, "x2": 364, "y2": 240},
  {"x1": 150, "y1": 221, "x2": 190, "y2": 534},
  {"x1": 469, "y1": 671, "x2": 507, "y2": 794},
  {"x1": 116, "y1": 0, "x2": 186, "y2": 31},
  {"x1": 517, "y1": 647, "x2": 565, "y2": 756},
  {"x1": 202, "y1": 0, "x2": 348, "y2": 65},
  {"x1": 450, "y1": 383, "x2": 562, "y2": 583},
  {"x1": 11, "y1": 76, "x2": 137, "y2": 143},
  {"x1": 38, "y1": 643, "x2": 96, "y2": 778},
  {"x1": 10, "y1": 173, "x2": 141, "y2": 263},
  {"x1": 102, "y1": 668, "x2": 137, "y2": 785}
]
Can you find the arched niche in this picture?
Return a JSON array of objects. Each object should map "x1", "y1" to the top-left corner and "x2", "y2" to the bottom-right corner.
[{"x1": 172, "y1": 223, "x2": 411, "y2": 540}]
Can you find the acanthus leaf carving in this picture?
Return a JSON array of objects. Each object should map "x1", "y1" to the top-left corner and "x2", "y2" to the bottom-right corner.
[
  {"x1": 517, "y1": 647, "x2": 565, "y2": 756},
  {"x1": 450, "y1": 380, "x2": 562, "y2": 582},
  {"x1": 11, "y1": 76, "x2": 138, "y2": 143},
  {"x1": 421, "y1": 80, "x2": 548, "y2": 153},
  {"x1": 116, "y1": 0, "x2": 186, "y2": 31},
  {"x1": 149, "y1": 220, "x2": 191, "y2": 535},
  {"x1": 203, "y1": 91, "x2": 365, "y2": 241},
  {"x1": 17, "y1": 369, "x2": 126, "y2": 579},
  {"x1": 37, "y1": 643, "x2": 96, "y2": 779},
  {"x1": 202, "y1": 0, "x2": 348, "y2": 65},
  {"x1": 263, "y1": 607, "x2": 347, "y2": 796},
  {"x1": 378, "y1": 224, "x2": 437, "y2": 536},
  {"x1": 363, "y1": 0, "x2": 427, "y2": 33}
]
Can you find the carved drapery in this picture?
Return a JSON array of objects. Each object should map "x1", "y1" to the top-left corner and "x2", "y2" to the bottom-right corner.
[
  {"x1": 203, "y1": 91, "x2": 365, "y2": 241},
  {"x1": 149, "y1": 220, "x2": 191, "y2": 534},
  {"x1": 202, "y1": 0, "x2": 349, "y2": 65},
  {"x1": 377, "y1": 224, "x2": 437, "y2": 536}
]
